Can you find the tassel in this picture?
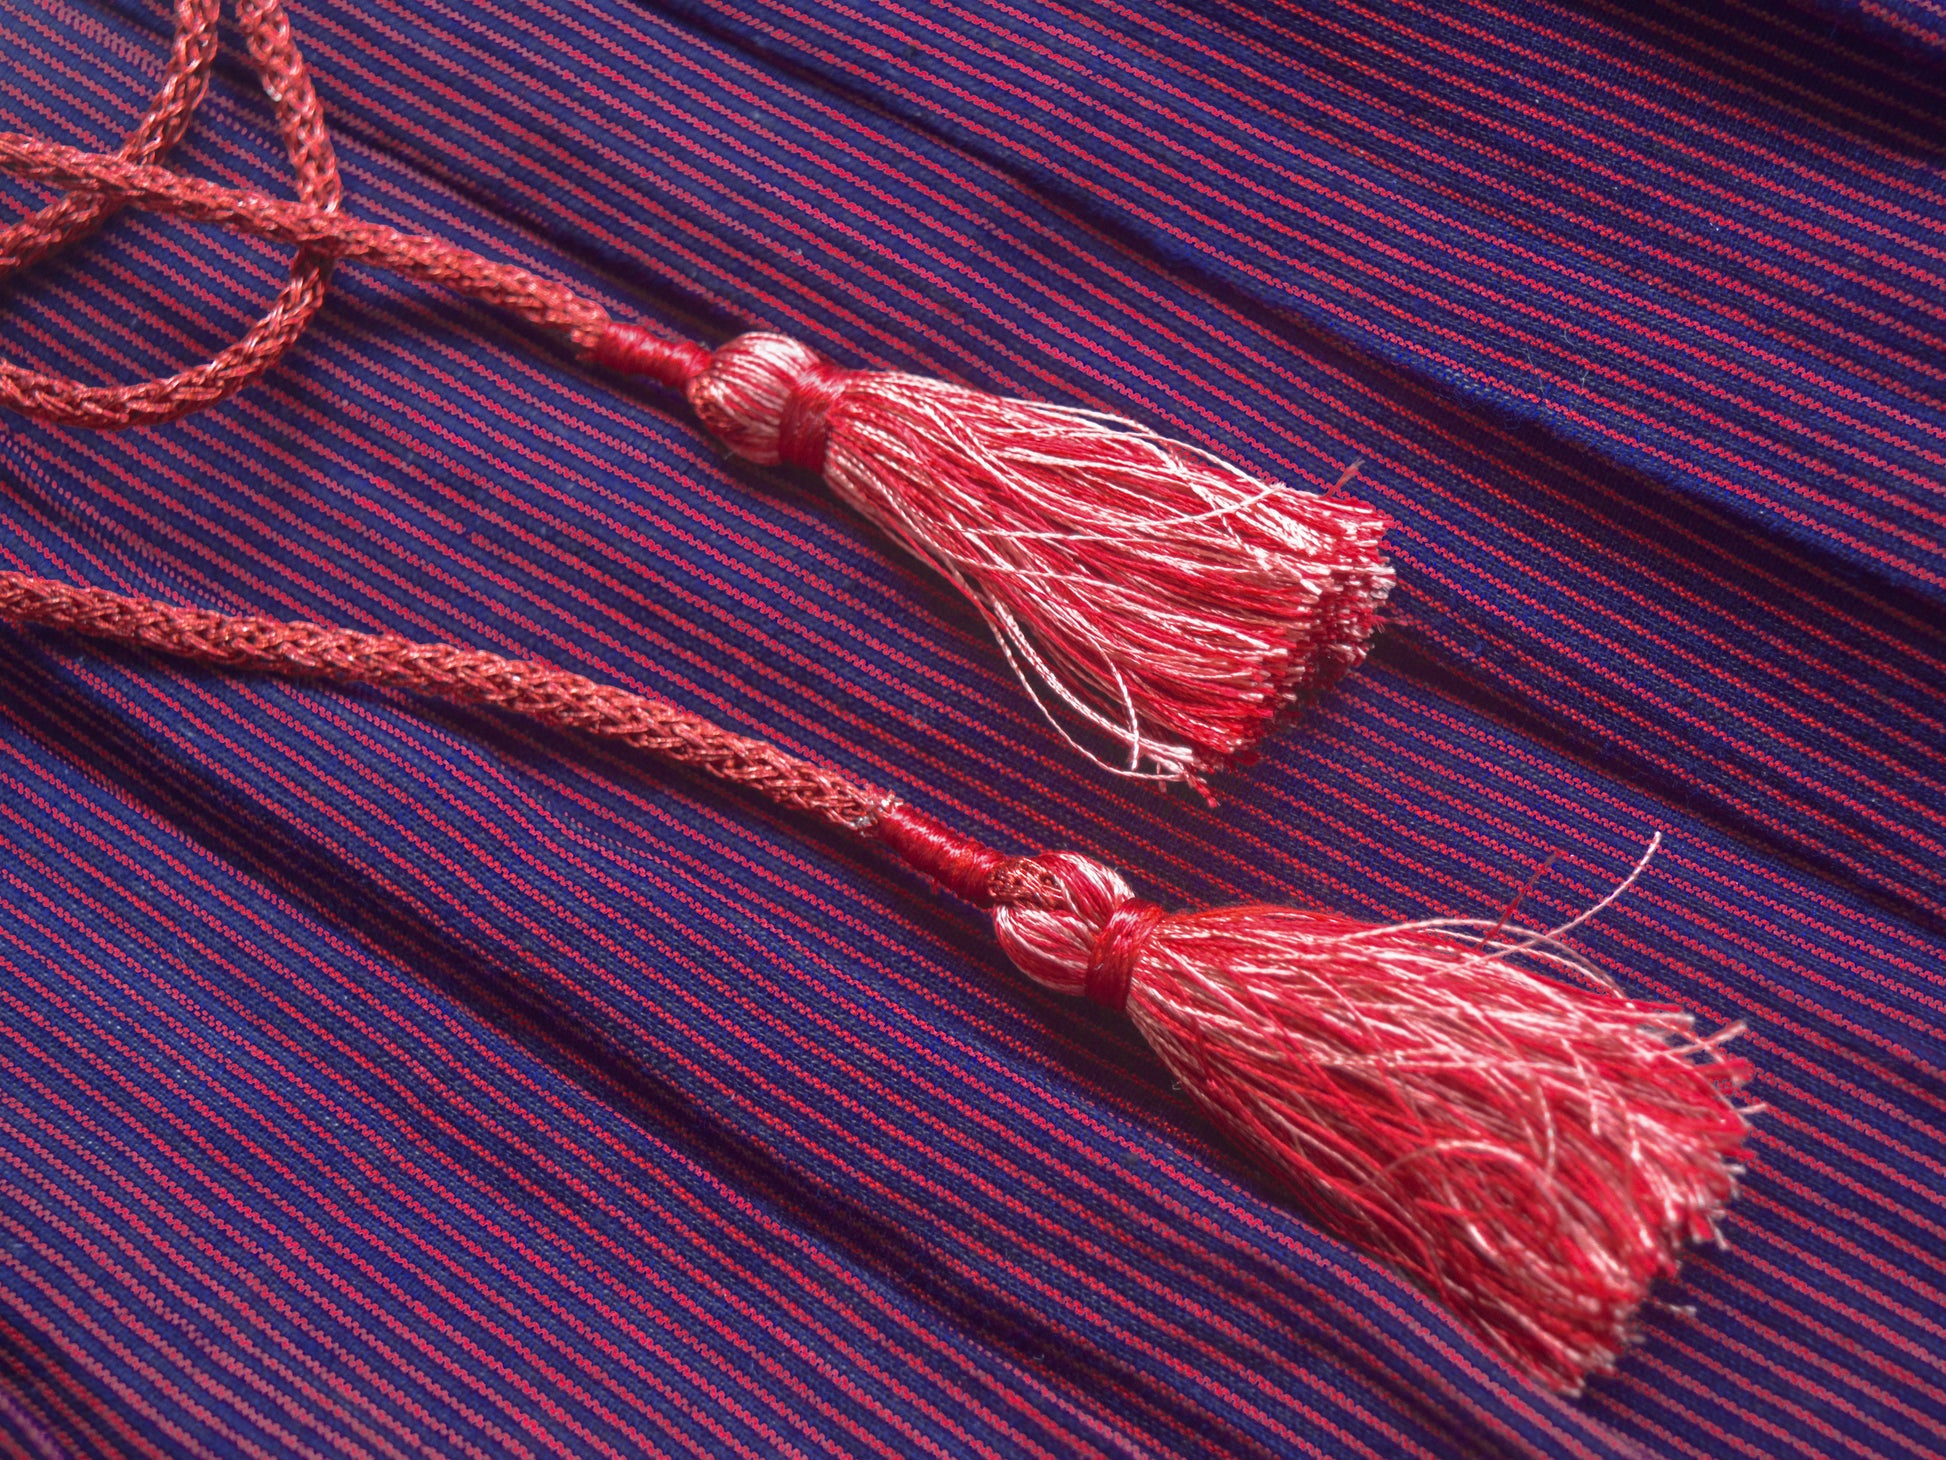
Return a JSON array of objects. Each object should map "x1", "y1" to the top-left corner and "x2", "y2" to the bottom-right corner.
[
  {"x1": 594, "y1": 328, "x2": 1393, "y2": 785},
  {"x1": 0, "y1": 571, "x2": 1751, "y2": 1391},
  {"x1": 0, "y1": 0, "x2": 1393, "y2": 786},
  {"x1": 876, "y1": 807, "x2": 1753, "y2": 1392}
]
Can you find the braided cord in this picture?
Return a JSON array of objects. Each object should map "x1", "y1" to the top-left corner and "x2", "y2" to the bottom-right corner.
[
  {"x1": 0, "y1": 0, "x2": 639, "y2": 427},
  {"x1": 0, "y1": 573, "x2": 889, "y2": 831}
]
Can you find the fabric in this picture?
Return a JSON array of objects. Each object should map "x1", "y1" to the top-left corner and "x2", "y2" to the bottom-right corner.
[{"x1": 0, "y1": 0, "x2": 1942, "y2": 1454}]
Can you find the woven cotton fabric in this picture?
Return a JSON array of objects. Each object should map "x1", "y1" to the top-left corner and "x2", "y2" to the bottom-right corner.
[{"x1": 1, "y1": 1, "x2": 1942, "y2": 1455}]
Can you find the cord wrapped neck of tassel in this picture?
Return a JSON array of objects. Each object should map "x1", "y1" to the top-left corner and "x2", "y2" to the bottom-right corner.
[
  {"x1": 0, "y1": 570, "x2": 1752, "y2": 1394},
  {"x1": 0, "y1": 0, "x2": 1392, "y2": 787}
]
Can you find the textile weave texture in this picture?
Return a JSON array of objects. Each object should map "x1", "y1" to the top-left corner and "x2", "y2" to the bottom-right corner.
[{"x1": 1, "y1": 1, "x2": 1943, "y2": 1455}]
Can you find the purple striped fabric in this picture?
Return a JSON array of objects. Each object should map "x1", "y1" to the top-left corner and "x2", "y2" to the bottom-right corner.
[
  {"x1": 1, "y1": 0, "x2": 1942, "y2": 1454},
  {"x1": 1800, "y1": 0, "x2": 1946, "y2": 51}
]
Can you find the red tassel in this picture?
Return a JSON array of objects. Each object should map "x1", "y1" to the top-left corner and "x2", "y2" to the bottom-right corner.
[
  {"x1": 0, "y1": 573, "x2": 1752, "y2": 1392},
  {"x1": 0, "y1": 0, "x2": 1394, "y2": 787},
  {"x1": 879, "y1": 807, "x2": 1752, "y2": 1392},
  {"x1": 597, "y1": 327, "x2": 1393, "y2": 786}
]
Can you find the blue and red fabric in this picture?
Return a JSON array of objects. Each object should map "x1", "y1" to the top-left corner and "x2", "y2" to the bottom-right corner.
[{"x1": 1, "y1": 1, "x2": 1943, "y2": 1455}]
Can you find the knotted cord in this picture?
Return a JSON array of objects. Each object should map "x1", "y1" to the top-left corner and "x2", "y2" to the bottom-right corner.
[{"x1": 0, "y1": 0, "x2": 626, "y2": 426}]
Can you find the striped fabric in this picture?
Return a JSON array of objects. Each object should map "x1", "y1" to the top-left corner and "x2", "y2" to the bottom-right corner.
[
  {"x1": 1, "y1": 0, "x2": 1942, "y2": 1454},
  {"x1": 1805, "y1": 0, "x2": 1946, "y2": 50}
]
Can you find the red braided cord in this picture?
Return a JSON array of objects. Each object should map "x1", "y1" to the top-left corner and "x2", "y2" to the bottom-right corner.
[
  {"x1": 0, "y1": 571, "x2": 1059, "y2": 905},
  {"x1": 0, "y1": 571, "x2": 888, "y2": 830},
  {"x1": 0, "y1": 6, "x2": 1054, "y2": 894},
  {"x1": 0, "y1": 0, "x2": 218, "y2": 276},
  {"x1": 0, "y1": 0, "x2": 692, "y2": 426},
  {"x1": 0, "y1": 0, "x2": 346, "y2": 427},
  {"x1": 0, "y1": 137, "x2": 608, "y2": 342}
]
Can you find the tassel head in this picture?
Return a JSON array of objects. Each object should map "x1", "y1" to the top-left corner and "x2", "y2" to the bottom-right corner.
[
  {"x1": 684, "y1": 331, "x2": 842, "y2": 471},
  {"x1": 657, "y1": 329, "x2": 1394, "y2": 786},
  {"x1": 979, "y1": 846, "x2": 1752, "y2": 1392}
]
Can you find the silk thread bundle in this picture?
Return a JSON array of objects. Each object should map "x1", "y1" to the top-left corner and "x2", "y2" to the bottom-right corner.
[
  {"x1": 0, "y1": 0, "x2": 1393, "y2": 787},
  {"x1": 0, "y1": 570, "x2": 1754, "y2": 1394}
]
